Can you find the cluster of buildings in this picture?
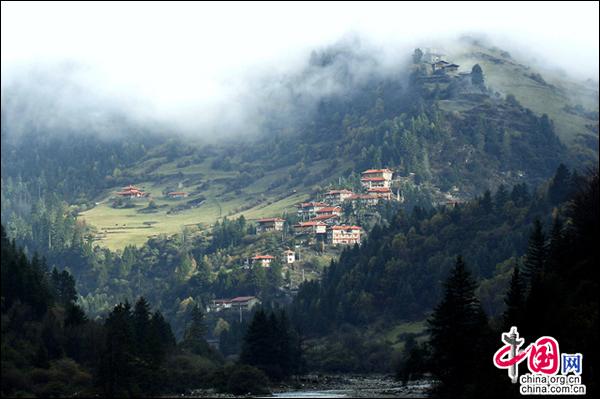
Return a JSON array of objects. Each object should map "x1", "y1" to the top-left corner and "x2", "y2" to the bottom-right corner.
[
  {"x1": 252, "y1": 168, "x2": 399, "y2": 246},
  {"x1": 290, "y1": 168, "x2": 397, "y2": 245}
]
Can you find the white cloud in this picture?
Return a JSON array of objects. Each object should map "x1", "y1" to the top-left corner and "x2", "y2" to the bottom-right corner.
[{"x1": 1, "y1": 1, "x2": 598, "y2": 135}]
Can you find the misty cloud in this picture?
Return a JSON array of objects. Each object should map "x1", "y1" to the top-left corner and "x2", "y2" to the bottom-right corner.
[{"x1": 1, "y1": 2, "x2": 598, "y2": 138}]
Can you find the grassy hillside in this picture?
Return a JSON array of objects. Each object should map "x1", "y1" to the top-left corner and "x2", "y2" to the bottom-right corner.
[
  {"x1": 78, "y1": 152, "x2": 351, "y2": 250},
  {"x1": 451, "y1": 42, "x2": 598, "y2": 157}
]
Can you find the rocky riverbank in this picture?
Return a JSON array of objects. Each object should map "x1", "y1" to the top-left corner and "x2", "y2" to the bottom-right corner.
[
  {"x1": 270, "y1": 374, "x2": 433, "y2": 398},
  {"x1": 182, "y1": 375, "x2": 433, "y2": 398}
]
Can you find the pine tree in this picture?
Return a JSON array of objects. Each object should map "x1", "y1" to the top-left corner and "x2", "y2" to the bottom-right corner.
[
  {"x1": 99, "y1": 302, "x2": 135, "y2": 397},
  {"x1": 521, "y1": 219, "x2": 546, "y2": 290},
  {"x1": 547, "y1": 215, "x2": 566, "y2": 272},
  {"x1": 548, "y1": 164, "x2": 571, "y2": 205},
  {"x1": 147, "y1": 310, "x2": 176, "y2": 366},
  {"x1": 495, "y1": 184, "x2": 509, "y2": 210},
  {"x1": 182, "y1": 304, "x2": 210, "y2": 355},
  {"x1": 133, "y1": 297, "x2": 152, "y2": 358},
  {"x1": 428, "y1": 256, "x2": 490, "y2": 397},
  {"x1": 503, "y1": 265, "x2": 524, "y2": 329},
  {"x1": 240, "y1": 309, "x2": 272, "y2": 373},
  {"x1": 480, "y1": 190, "x2": 493, "y2": 214},
  {"x1": 471, "y1": 64, "x2": 485, "y2": 87}
]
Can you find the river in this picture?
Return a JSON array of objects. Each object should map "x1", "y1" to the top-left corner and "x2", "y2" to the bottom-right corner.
[
  {"x1": 185, "y1": 375, "x2": 432, "y2": 398},
  {"x1": 266, "y1": 375, "x2": 432, "y2": 398}
]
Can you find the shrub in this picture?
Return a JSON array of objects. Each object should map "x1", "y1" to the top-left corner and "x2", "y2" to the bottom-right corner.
[{"x1": 226, "y1": 365, "x2": 270, "y2": 395}]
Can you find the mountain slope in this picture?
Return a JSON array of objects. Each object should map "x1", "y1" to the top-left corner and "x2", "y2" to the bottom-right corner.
[{"x1": 2, "y1": 41, "x2": 598, "y2": 251}]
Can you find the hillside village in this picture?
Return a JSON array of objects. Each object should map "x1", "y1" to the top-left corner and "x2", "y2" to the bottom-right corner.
[{"x1": 194, "y1": 168, "x2": 402, "y2": 316}]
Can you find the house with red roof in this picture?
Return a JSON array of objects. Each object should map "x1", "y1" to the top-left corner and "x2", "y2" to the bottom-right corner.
[
  {"x1": 293, "y1": 221, "x2": 327, "y2": 235},
  {"x1": 315, "y1": 206, "x2": 342, "y2": 217},
  {"x1": 296, "y1": 202, "x2": 328, "y2": 221},
  {"x1": 230, "y1": 296, "x2": 260, "y2": 311},
  {"x1": 361, "y1": 168, "x2": 393, "y2": 189},
  {"x1": 309, "y1": 213, "x2": 340, "y2": 225},
  {"x1": 367, "y1": 187, "x2": 393, "y2": 200},
  {"x1": 116, "y1": 185, "x2": 147, "y2": 198},
  {"x1": 256, "y1": 217, "x2": 285, "y2": 233},
  {"x1": 323, "y1": 189, "x2": 354, "y2": 204},
  {"x1": 251, "y1": 254, "x2": 275, "y2": 267}
]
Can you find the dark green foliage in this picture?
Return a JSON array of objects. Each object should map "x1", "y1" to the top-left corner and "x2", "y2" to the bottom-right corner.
[
  {"x1": 502, "y1": 265, "x2": 524, "y2": 329},
  {"x1": 240, "y1": 309, "x2": 302, "y2": 380},
  {"x1": 292, "y1": 181, "x2": 557, "y2": 333},
  {"x1": 210, "y1": 216, "x2": 247, "y2": 252},
  {"x1": 226, "y1": 365, "x2": 270, "y2": 395},
  {"x1": 521, "y1": 218, "x2": 546, "y2": 290},
  {"x1": 547, "y1": 163, "x2": 572, "y2": 205},
  {"x1": 181, "y1": 305, "x2": 212, "y2": 356},
  {"x1": 99, "y1": 302, "x2": 136, "y2": 397},
  {"x1": 412, "y1": 48, "x2": 423, "y2": 64},
  {"x1": 405, "y1": 169, "x2": 598, "y2": 397},
  {"x1": 427, "y1": 256, "x2": 491, "y2": 397},
  {"x1": 471, "y1": 64, "x2": 484, "y2": 87},
  {"x1": 494, "y1": 184, "x2": 509, "y2": 210},
  {"x1": 1, "y1": 226, "x2": 53, "y2": 316},
  {"x1": 50, "y1": 267, "x2": 78, "y2": 306},
  {"x1": 480, "y1": 189, "x2": 493, "y2": 213}
]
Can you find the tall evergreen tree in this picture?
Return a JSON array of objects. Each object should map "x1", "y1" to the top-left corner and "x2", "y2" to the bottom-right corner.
[
  {"x1": 521, "y1": 219, "x2": 546, "y2": 290},
  {"x1": 133, "y1": 297, "x2": 152, "y2": 358},
  {"x1": 428, "y1": 256, "x2": 490, "y2": 397},
  {"x1": 181, "y1": 304, "x2": 210, "y2": 355},
  {"x1": 99, "y1": 302, "x2": 135, "y2": 397},
  {"x1": 471, "y1": 64, "x2": 485, "y2": 87},
  {"x1": 480, "y1": 190, "x2": 493, "y2": 214},
  {"x1": 548, "y1": 164, "x2": 571, "y2": 205},
  {"x1": 494, "y1": 184, "x2": 509, "y2": 210},
  {"x1": 503, "y1": 265, "x2": 524, "y2": 329}
]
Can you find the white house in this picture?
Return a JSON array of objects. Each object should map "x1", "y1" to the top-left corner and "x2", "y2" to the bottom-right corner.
[
  {"x1": 327, "y1": 225, "x2": 362, "y2": 245},
  {"x1": 283, "y1": 249, "x2": 295, "y2": 264}
]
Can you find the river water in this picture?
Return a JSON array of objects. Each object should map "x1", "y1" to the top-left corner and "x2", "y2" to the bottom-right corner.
[
  {"x1": 186, "y1": 375, "x2": 432, "y2": 398},
  {"x1": 266, "y1": 375, "x2": 433, "y2": 398}
]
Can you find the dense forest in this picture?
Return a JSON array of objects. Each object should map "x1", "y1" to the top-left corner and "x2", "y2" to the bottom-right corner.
[
  {"x1": 397, "y1": 168, "x2": 598, "y2": 397},
  {"x1": 1, "y1": 225, "x2": 306, "y2": 396}
]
